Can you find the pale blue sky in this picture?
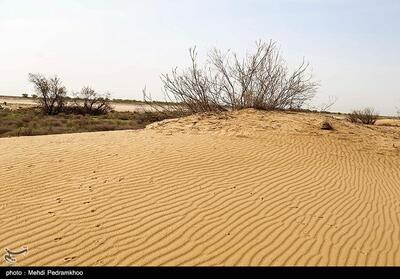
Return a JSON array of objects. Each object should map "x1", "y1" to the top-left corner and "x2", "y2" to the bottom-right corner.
[{"x1": 0, "y1": 0, "x2": 399, "y2": 114}]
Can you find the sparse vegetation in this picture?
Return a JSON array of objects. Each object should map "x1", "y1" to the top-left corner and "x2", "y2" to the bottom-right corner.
[
  {"x1": 22, "y1": 93, "x2": 29, "y2": 98},
  {"x1": 29, "y1": 73, "x2": 67, "y2": 115},
  {"x1": 0, "y1": 107, "x2": 179, "y2": 138},
  {"x1": 147, "y1": 40, "x2": 319, "y2": 114},
  {"x1": 347, "y1": 108, "x2": 379, "y2": 125},
  {"x1": 28, "y1": 74, "x2": 114, "y2": 116},
  {"x1": 72, "y1": 87, "x2": 113, "y2": 115}
]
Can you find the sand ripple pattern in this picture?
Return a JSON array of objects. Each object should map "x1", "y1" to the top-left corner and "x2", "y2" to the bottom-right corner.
[{"x1": 1, "y1": 110, "x2": 400, "y2": 266}]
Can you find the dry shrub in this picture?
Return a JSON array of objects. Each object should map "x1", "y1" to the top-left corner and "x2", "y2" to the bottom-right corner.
[
  {"x1": 28, "y1": 73, "x2": 67, "y2": 115},
  {"x1": 347, "y1": 108, "x2": 379, "y2": 125},
  {"x1": 146, "y1": 40, "x2": 319, "y2": 114},
  {"x1": 28, "y1": 74, "x2": 113, "y2": 116},
  {"x1": 73, "y1": 87, "x2": 112, "y2": 115}
]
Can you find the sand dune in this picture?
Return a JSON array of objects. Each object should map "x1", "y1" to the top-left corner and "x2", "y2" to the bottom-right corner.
[{"x1": 1, "y1": 109, "x2": 400, "y2": 266}]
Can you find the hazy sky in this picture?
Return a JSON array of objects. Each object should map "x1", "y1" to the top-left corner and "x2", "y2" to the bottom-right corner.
[{"x1": 0, "y1": 0, "x2": 399, "y2": 114}]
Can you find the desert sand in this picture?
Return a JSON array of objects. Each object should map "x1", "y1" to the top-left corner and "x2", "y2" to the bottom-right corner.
[{"x1": 1, "y1": 109, "x2": 400, "y2": 266}]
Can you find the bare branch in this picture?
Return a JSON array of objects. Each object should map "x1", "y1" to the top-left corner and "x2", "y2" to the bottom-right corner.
[
  {"x1": 28, "y1": 73, "x2": 67, "y2": 115},
  {"x1": 159, "y1": 40, "x2": 319, "y2": 113}
]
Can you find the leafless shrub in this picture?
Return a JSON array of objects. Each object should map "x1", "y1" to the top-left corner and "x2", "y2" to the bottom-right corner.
[
  {"x1": 156, "y1": 40, "x2": 319, "y2": 114},
  {"x1": 28, "y1": 73, "x2": 67, "y2": 115},
  {"x1": 73, "y1": 87, "x2": 113, "y2": 115},
  {"x1": 160, "y1": 48, "x2": 227, "y2": 113},
  {"x1": 142, "y1": 87, "x2": 191, "y2": 118},
  {"x1": 347, "y1": 108, "x2": 379, "y2": 125},
  {"x1": 318, "y1": 96, "x2": 337, "y2": 112}
]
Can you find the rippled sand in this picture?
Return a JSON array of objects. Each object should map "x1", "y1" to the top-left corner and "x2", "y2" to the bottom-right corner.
[{"x1": 1, "y1": 109, "x2": 400, "y2": 266}]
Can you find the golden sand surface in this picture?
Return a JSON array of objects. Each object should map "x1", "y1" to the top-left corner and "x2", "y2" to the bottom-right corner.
[{"x1": 1, "y1": 109, "x2": 400, "y2": 266}]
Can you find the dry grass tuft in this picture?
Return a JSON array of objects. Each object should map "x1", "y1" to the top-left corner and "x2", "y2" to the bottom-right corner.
[{"x1": 321, "y1": 120, "x2": 334, "y2": 130}]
